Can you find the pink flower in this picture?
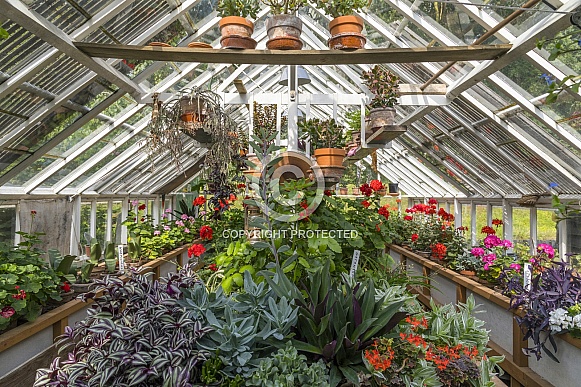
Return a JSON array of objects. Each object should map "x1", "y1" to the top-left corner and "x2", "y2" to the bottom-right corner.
[
  {"x1": 537, "y1": 243, "x2": 555, "y2": 259},
  {"x1": 484, "y1": 263, "x2": 491, "y2": 271},
  {"x1": 163, "y1": 225, "x2": 170, "y2": 231},
  {"x1": 181, "y1": 214, "x2": 189, "y2": 220},
  {"x1": 165, "y1": 208, "x2": 172, "y2": 213},
  {"x1": 161, "y1": 213, "x2": 168, "y2": 219},
  {"x1": 484, "y1": 235, "x2": 502, "y2": 248},
  {"x1": 471, "y1": 247, "x2": 485, "y2": 257},
  {"x1": 154, "y1": 230, "x2": 161, "y2": 236},
  {"x1": 1, "y1": 306, "x2": 15, "y2": 318},
  {"x1": 501, "y1": 240, "x2": 513, "y2": 249},
  {"x1": 510, "y1": 263, "x2": 521, "y2": 271},
  {"x1": 131, "y1": 199, "x2": 139, "y2": 206},
  {"x1": 184, "y1": 228, "x2": 190, "y2": 234},
  {"x1": 482, "y1": 253, "x2": 497, "y2": 264},
  {"x1": 175, "y1": 220, "x2": 185, "y2": 227}
]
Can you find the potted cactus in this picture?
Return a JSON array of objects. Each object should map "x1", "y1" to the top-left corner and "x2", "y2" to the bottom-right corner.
[
  {"x1": 361, "y1": 65, "x2": 400, "y2": 131},
  {"x1": 262, "y1": 0, "x2": 308, "y2": 50},
  {"x1": 217, "y1": 0, "x2": 260, "y2": 49},
  {"x1": 314, "y1": 0, "x2": 369, "y2": 50}
]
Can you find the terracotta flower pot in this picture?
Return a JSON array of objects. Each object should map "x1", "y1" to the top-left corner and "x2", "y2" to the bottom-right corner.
[
  {"x1": 368, "y1": 107, "x2": 396, "y2": 130},
  {"x1": 328, "y1": 15, "x2": 366, "y2": 50},
  {"x1": 313, "y1": 148, "x2": 345, "y2": 167},
  {"x1": 266, "y1": 15, "x2": 303, "y2": 50},
  {"x1": 219, "y1": 16, "x2": 257, "y2": 49},
  {"x1": 377, "y1": 188, "x2": 387, "y2": 196},
  {"x1": 339, "y1": 187, "x2": 348, "y2": 195}
]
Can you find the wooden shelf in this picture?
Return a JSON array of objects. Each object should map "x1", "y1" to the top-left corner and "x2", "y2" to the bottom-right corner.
[
  {"x1": 366, "y1": 125, "x2": 407, "y2": 145},
  {"x1": 343, "y1": 147, "x2": 374, "y2": 165},
  {"x1": 74, "y1": 42, "x2": 512, "y2": 65}
]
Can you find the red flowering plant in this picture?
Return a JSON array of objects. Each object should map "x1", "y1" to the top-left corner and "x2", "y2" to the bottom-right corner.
[{"x1": 364, "y1": 296, "x2": 503, "y2": 387}]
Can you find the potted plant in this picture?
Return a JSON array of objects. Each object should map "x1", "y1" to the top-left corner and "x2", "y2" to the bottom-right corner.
[
  {"x1": 314, "y1": 0, "x2": 369, "y2": 50},
  {"x1": 338, "y1": 186, "x2": 348, "y2": 195},
  {"x1": 361, "y1": 65, "x2": 400, "y2": 131},
  {"x1": 261, "y1": 0, "x2": 307, "y2": 50},
  {"x1": 217, "y1": 0, "x2": 260, "y2": 49},
  {"x1": 299, "y1": 118, "x2": 346, "y2": 181}
]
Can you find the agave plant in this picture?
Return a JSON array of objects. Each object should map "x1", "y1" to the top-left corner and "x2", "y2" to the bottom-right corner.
[{"x1": 261, "y1": 261, "x2": 408, "y2": 386}]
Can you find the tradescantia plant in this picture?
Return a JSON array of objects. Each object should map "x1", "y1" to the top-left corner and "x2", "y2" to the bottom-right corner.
[
  {"x1": 503, "y1": 261, "x2": 581, "y2": 361},
  {"x1": 261, "y1": 261, "x2": 407, "y2": 387},
  {"x1": 34, "y1": 266, "x2": 211, "y2": 387}
]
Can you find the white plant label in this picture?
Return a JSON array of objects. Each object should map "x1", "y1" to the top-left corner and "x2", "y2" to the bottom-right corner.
[
  {"x1": 523, "y1": 263, "x2": 532, "y2": 291},
  {"x1": 118, "y1": 245, "x2": 125, "y2": 273},
  {"x1": 350, "y1": 250, "x2": 361, "y2": 279}
]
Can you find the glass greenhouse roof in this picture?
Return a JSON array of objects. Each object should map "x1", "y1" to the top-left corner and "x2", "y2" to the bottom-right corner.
[{"x1": 0, "y1": 0, "x2": 580, "y2": 199}]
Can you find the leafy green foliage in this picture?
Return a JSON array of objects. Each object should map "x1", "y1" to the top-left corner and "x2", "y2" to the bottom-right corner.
[
  {"x1": 361, "y1": 65, "x2": 400, "y2": 109},
  {"x1": 299, "y1": 118, "x2": 346, "y2": 150},
  {"x1": 249, "y1": 342, "x2": 330, "y2": 386},
  {"x1": 217, "y1": 0, "x2": 260, "y2": 18},
  {"x1": 313, "y1": 0, "x2": 369, "y2": 18},
  {"x1": 261, "y1": 262, "x2": 407, "y2": 387},
  {"x1": 0, "y1": 232, "x2": 62, "y2": 330},
  {"x1": 261, "y1": 0, "x2": 307, "y2": 14}
]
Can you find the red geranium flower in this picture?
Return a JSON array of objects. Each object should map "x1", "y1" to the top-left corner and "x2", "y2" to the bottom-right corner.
[
  {"x1": 428, "y1": 198, "x2": 438, "y2": 205},
  {"x1": 188, "y1": 243, "x2": 206, "y2": 258},
  {"x1": 404, "y1": 215, "x2": 413, "y2": 221},
  {"x1": 362, "y1": 200, "x2": 371, "y2": 208},
  {"x1": 431, "y1": 242, "x2": 447, "y2": 260},
  {"x1": 360, "y1": 183, "x2": 373, "y2": 197},
  {"x1": 378, "y1": 205, "x2": 390, "y2": 220},
  {"x1": 208, "y1": 263, "x2": 218, "y2": 272},
  {"x1": 61, "y1": 282, "x2": 71, "y2": 292},
  {"x1": 1, "y1": 306, "x2": 15, "y2": 318},
  {"x1": 193, "y1": 196, "x2": 206, "y2": 206},
  {"x1": 237, "y1": 183, "x2": 246, "y2": 189},
  {"x1": 411, "y1": 233, "x2": 419, "y2": 242},
  {"x1": 324, "y1": 190, "x2": 332, "y2": 196},
  {"x1": 492, "y1": 218, "x2": 503, "y2": 227},
  {"x1": 138, "y1": 203, "x2": 146, "y2": 211},
  {"x1": 30, "y1": 210, "x2": 37, "y2": 215},
  {"x1": 370, "y1": 179, "x2": 384, "y2": 192},
  {"x1": 481, "y1": 226, "x2": 496, "y2": 235},
  {"x1": 199, "y1": 225, "x2": 213, "y2": 241},
  {"x1": 300, "y1": 200, "x2": 308, "y2": 209}
]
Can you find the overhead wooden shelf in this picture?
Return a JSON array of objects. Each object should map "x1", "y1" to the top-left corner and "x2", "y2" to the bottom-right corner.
[
  {"x1": 366, "y1": 125, "x2": 407, "y2": 145},
  {"x1": 74, "y1": 42, "x2": 512, "y2": 65},
  {"x1": 344, "y1": 147, "x2": 374, "y2": 165}
]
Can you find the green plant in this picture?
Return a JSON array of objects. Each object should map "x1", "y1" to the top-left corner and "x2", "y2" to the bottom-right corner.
[
  {"x1": 77, "y1": 239, "x2": 101, "y2": 284},
  {"x1": 103, "y1": 241, "x2": 117, "y2": 273},
  {"x1": 201, "y1": 356, "x2": 223, "y2": 384},
  {"x1": 260, "y1": 0, "x2": 307, "y2": 14},
  {"x1": 0, "y1": 232, "x2": 61, "y2": 330},
  {"x1": 451, "y1": 250, "x2": 482, "y2": 272},
  {"x1": 210, "y1": 240, "x2": 267, "y2": 293},
  {"x1": 314, "y1": 0, "x2": 369, "y2": 18},
  {"x1": 249, "y1": 342, "x2": 330, "y2": 386},
  {"x1": 361, "y1": 65, "x2": 400, "y2": 109},
  {"x1": 48, "y1": 249, "x2": 76, "y2": 284},
  {"x1": 261, "y1": 262, "x2": 407, "y2": 386},
  {"x1": 299, "y1": 118, "x2": 346, "y2": 150},
  {"x1": 217, "y1": 0, "x2": 260, "y2": 18}
]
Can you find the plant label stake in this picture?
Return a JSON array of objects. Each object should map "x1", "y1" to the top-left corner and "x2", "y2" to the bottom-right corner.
[
  {"x1": 523, "y1": 263, "x2": 532, "y2": 291},
  {"x1": 118, "y1": 245, "x2": 126, "y2": 273},
  {"x1": 350, "y1": 250, "x2": 360, "y2": 278}
]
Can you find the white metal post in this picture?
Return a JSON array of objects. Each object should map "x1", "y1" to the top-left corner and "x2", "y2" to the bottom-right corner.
[
  {"x1": 106, "y1": 200, "x2": 113, "y2": 243},
  {"x1": 502, "y1": 199, "x2": 513, "y2": 252},
  {"x1": 530, "y1": 207, "x2": 538, "y2": 255},
  {"x1": 454, "y1": 198, "x2": 462, "y2": 229},
  {"x1": 90, "y1": 200, "x2": 97, "y2": 239},
  {"x1": 14, "y1": 202, "x2": 21, "y2": 245},
  {"x1": 121, "y1": 197, "x2": 129, "y2": 244},
  {"x1": 288, "y1": 65, "x2": 299, "y2": 151},
  {"x1": 470, "y1": 201, "x2": 477, "y2": 247},
  {"x1": 486, "y1": 203, "x2": 492, "y2": 225},
  {"x1": 152, "y1": 196, "x2": 160, "y2": 226},
  {"x1": 70, "y1": 196, "x2": 81, "y2": 255},
  {"x1": 558, "y1": 220, "x2": 568, "y2": 262}
]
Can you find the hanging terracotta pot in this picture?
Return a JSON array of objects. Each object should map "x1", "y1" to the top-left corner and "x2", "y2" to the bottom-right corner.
[
  {"x1": 219, "y1": 16, "x2": 257, "y2": 49},
  {"x1": 266, "y1": 15, "x2": 303, "y2": 50},
  {"x1": 328, "y1": 15, "x2": 366, "y2": 50},
  {"x1": 367, "y1": 107, "x2": 396, "y2": 130}
]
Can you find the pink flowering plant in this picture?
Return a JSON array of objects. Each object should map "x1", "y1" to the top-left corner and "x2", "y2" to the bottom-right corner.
[{"x1": 468, "y1": 222, "x2": 522, "y2": 283}]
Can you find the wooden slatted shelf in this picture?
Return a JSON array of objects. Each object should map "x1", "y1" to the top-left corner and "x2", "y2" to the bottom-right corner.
[
  {"x1": 74, "y1": 42, "x2": 512, "y2": 65},
  {"x1": 366, "y1": 125, "x2": 407, "y2": 145}
]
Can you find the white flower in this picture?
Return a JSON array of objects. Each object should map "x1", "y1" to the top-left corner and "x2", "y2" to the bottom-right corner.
[
  {"x1": 549, "y1": 308, "x2": 572, "y2": 332},
  {"x1": 572, "y1": 314, "x2": 581, "y2": 329}
]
